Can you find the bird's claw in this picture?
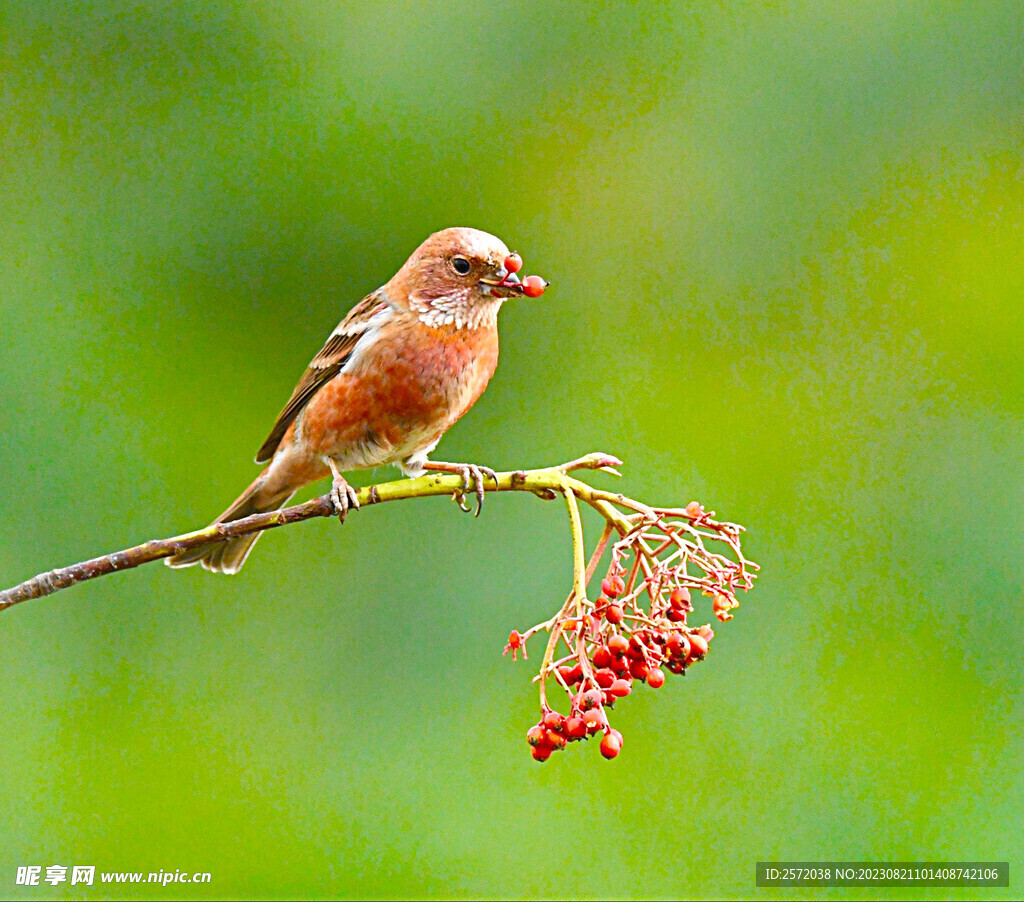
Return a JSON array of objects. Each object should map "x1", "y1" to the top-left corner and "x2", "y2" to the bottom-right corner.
[
  {"x1": 330, "y1": 476, "x2": 360, "y2": 523},
  {"x1": 449, "y1": 464, "x2": 498, "y2": 517}
]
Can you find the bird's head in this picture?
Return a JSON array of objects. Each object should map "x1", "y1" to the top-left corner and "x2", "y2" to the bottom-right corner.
[{"x1": 388, "y1": 227, "x2": 546, "y2": 329}]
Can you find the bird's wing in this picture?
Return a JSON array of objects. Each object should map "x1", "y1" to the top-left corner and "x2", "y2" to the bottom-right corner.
[{"x1": 255, "y1": 292, "x2": 392, "y2": 463}]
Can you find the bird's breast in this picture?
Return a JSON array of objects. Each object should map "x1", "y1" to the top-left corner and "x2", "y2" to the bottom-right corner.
[{"x1": 296, "y1": 316, "x2": 499, "y2": 464}]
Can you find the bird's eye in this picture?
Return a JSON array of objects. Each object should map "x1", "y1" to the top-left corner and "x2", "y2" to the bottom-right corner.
[{"x1": 451, "y1": 256, "x2": 471, "y2": 275}]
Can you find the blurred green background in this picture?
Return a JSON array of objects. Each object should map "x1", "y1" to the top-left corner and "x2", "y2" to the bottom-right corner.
[{"x1": 1, "y1": 1, "x2": 1021, "y2": 899}]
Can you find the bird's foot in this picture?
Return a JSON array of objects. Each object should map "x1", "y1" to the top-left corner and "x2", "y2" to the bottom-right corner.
[
  {"x1": 423, "y1": 462, "x2": 498, "y2": 517},
  {"x1": 329, "y1": 474, "x2": 360, "y2": 523}
]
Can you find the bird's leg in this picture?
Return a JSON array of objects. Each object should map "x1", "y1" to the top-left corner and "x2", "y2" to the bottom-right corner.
[
  {"x1": 326, "y1": 458, "x2": 360, "y2": 523},
  {"x1": 421, "y1": 461, "x2": 499, "y2": 517}
]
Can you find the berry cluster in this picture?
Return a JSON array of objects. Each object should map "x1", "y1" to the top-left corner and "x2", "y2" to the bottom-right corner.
[{"x1": 505, "y1": 499, "x2": 757, "y2": 761}]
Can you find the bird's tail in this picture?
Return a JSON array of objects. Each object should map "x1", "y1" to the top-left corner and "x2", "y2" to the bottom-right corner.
[{"x1": 165, "y1": 472, "x2": 295, "y2": 574}]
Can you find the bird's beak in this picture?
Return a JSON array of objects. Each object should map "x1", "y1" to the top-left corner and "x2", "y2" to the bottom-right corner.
[{"x1": 480, "y1": 268, "x2": 525, "y2": 298}]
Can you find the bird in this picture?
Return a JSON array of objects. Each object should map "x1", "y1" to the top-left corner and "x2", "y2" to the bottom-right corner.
[{"x1": 166, "y1": 227, "x2": 546, "y2": 574}]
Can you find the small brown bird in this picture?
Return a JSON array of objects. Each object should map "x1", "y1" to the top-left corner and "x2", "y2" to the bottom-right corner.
[{"x1": 167, "y1": 227, "x2": 546, "y2": 574}]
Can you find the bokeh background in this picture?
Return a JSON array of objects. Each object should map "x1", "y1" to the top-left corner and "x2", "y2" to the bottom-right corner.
[{"x1": 1, "y1": 1, "x2": 1021, "y2": 899}]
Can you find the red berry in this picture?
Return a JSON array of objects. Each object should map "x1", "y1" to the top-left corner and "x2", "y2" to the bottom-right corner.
[
  {"x1": 698, "y1": 624, "x2": 715, "y2": 641},
  {"x1": 610, "y1": 678, "x2": 632, "y2": 698},
  {"x1": 606, "y1": 604, "x2": 624, "y2": 624},
  {"x1": 583, "y1": 706, "x2": 608, "y2": 730},
  {"x1": 687, "y1": 633, "x2": 709, "y2": 661},
  {"x1": 666, "y1": 634, "x2": 690, "y2": 659},
  {"x1": 685, "y1": 501, "x2": 703, "y2": 519},
  {"x1": 579, "y1": 688, "x2": 603, "y2": 711},
  {"x1": 592, "y1": 646, "x2": 612, "y2": 668},
  {"x1": 565, "y1": 716, "x2": 587, "y2": 739},
  {"x1": 543, "y1": 711, "x2": 566, "y2": 733},
  {"x1": 630, "y1": 659, "x2": 651, "y2": 681},
  {"x1": 611, "y1": 656, "x2": 630, "y2": 675},
  {"x1": 557, "y1": 662, "x2": 582, "y2": 685},
  {"x1": 526, "y1": 725, "x2": 546, "y2": 747},
  {"x1": 503, "y1": 629, "x2": 527, "y2": 659},
  {"x1": 531, "y1": 744, "x2": 552, "y2": 761},
  {"x1": 600, "y1": 731, "x2": 622, "y2": 759},
  {"x1": 670, "y1": 587, "x2": 692, "y2": 610},
  {"x1": 546, "y1": 730, "x2": 567, "y2": 750},
  {"x1": 667, "y1": 607, "x2": 687, "y2": 623},
  {"x1": 608, "y1": 635, "x2": 629, "y2": 656},
  {"x1": 503, "y1": 252, "x2": 523, "y2": 274},
  {"x1": 595, "y1": 669, "x2": 615, "y2": 689},
  {"x1": 521, "y1": 275, "x2": 547, "y2": 298},
  {"x1": 601, "y1": 575, "x2": 625, "y2": 598},
  {"x1": 647, "y1": 667, "x2": 666, "y2": 689}
]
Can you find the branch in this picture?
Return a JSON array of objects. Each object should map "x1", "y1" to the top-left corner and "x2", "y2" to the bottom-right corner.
[
  {"x1": 2, "y1": 451, "x2": 761, "y2": 761},
  {"x1": 0, "y1": 453, "x2": 626, "y2": 613}
]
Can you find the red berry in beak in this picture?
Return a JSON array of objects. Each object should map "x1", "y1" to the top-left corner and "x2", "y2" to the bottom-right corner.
[
  {"x1": 503, "y1": 253, "x2": 523, "y2": 274},
  {"x1": 521, "y1": 275, "x2": 547, "y2": 298}
]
